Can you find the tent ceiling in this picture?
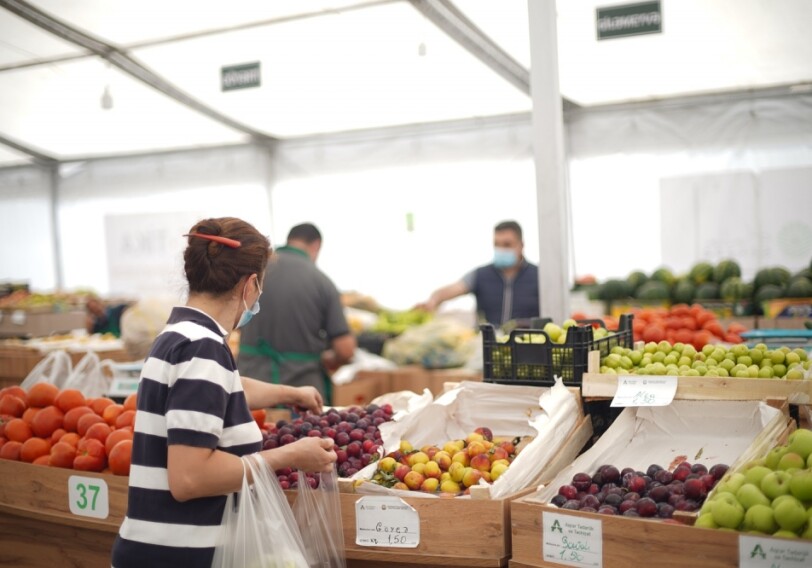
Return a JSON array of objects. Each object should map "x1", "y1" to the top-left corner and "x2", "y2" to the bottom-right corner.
[{"x1": 0, "y1": 0, "x2": 810, "y2": 166}]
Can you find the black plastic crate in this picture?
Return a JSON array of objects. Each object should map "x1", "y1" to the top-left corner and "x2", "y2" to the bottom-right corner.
[{"x1": 481, "y1": 314, "x2": 634, "y2": 387}]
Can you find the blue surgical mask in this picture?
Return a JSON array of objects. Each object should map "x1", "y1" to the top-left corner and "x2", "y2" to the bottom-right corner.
[
  {"x1": 236, "y1": 281, "x2": 262, "y2": 329},
  {"x1": 493, "y1": 247, "x2": 517, "y2": 268}
]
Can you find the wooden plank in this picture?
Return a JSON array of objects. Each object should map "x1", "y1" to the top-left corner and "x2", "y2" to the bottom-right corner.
[
  {"x1": 582, "y1": 372, "x2": 812, "y2": 403},
  {"x1": 510, "y1": 499, "x2": 741, "y2": 568},
  {"x1": 0, "y1": 509, "x2": 117, "y2": 568},
  {"x1": 0, "y1": 460, "x2": 128, "y2": 531}
]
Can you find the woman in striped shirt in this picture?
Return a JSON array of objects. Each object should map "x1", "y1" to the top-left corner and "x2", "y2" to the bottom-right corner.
[{"x1": 112, "y1": 217, "x2": 337, "y2": 567}]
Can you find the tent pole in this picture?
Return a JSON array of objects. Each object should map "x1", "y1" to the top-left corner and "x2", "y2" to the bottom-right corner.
[
  {"x1": 48, "y1": 164, "x2": 64, "y2": 291},
  {"x1": 528, "y1": 0, "x2": 570, "y2": 323}
]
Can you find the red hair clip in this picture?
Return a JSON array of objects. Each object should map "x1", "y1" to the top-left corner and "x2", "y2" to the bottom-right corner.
[{"x1": 184, "y1": 233, "x2": 241, "y2": 248}]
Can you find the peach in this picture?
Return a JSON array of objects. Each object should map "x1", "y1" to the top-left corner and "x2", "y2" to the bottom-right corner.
[
  {"x1": 440, "y1": 472, "x2": 451, "y2": 483},
  {"x1": 449, "y1": 462, "x2": 466, "y2": 483},
  {"x1": 470, "y1": 454, "x2": 492, "y2": 472},
  {"x1": 452, "y1": 451, "x2": 470, "y2": 467},
  {"x1": 423, "y1": 461, "x2": 442, "y2": 479},
  {"x1": 411, "y1": 463, "x2": 427, "y2": 475},
  {"x1": 490, "y1": 461, "x2": 510, "y2": 481},
  {"x1": 378, "y1": 457, "x2": 397, "y2": 473},
  {"x1": 490, "y1": 447, "x2": 509, "y2": 463},
  {"x1": 420, "y1": 478, "x2": 440, "y2": 492},
  {"x1": 408, "y1": 451, "x2": 429, "y2": 466},
  {"x1": 399, "y1": 440, "x2": 413, "y2": 453},
  {"x1": 466, "y1": 441, "x2": 487, "y2": 458},
  {"x1": 393, "y1": 482, "x2": 409, "y2": 491},
  {"x1": 404, "y1": 470, "x2": 425, "y2": 490},
  {"x1": 462, "y1": 467, "x2": 483, "y2": 488},
  {"x1": 432, "y1": 451, "x2": 452, "y2": 471},
  {"x1": 465, "y1": 432, "x2": 485, "y2": 444},
  {"x1": 440, "y1": 479, "x2": 462, "y2": 494},
  {"x1": 443, "y1": 440, "x2": 465, "y2": 454},
  {"x1": 394, "y1": 464, "x2": 411, "y2": 482}
]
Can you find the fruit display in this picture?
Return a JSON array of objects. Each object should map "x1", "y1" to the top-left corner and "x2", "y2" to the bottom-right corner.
[
  {"x1": 627, "y1": 303, "x2": 746, "y2": 346},
  {"x1": 0, "y1": 384, "x2": 134, "y2": 474},
  {"x1": 589, "y1": 259, "x2": 812, "y2": 315},
  {"x1": 696, "y1": 428, "x2": 812, "y2": 539},
  {"x1": 552, "y1": 460, "x2": 729, "y2": 518},
  {"x1": 371, "y1": 309, "x2": 432, "y2": 336},
  {"x1": 260, "y1": 403, "x2": 394, "y2": 487},
  {"x1": 600, "y1": 341, "x2": 810, "y2": 379},
  {"x1": 367, "y1": 427, "x2": 519, "y2": 495}
]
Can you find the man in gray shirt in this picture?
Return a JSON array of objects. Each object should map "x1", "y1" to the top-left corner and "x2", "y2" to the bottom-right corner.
[{"x1": 238, "y1": 223, "x2": 356, "y2": 402}]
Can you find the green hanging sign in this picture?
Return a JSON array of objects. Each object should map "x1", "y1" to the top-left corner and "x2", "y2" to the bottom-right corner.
[{"x1": 597, "y1": 1, "x2": 662, "y2": 40}]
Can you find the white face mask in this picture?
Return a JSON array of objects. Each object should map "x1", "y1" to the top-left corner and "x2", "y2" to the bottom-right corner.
[{"x1": 236, "y1": 279, "x2": 262, "y2": 329}]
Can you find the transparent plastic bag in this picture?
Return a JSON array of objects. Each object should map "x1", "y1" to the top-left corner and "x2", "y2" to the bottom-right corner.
[
  {"x1": 212, "y1": 453, "x2": 309, "y2": 568},
  {"x1": 292, "y1": 469, "x2": 347, "y2": 568},
  {"x1": 20, "y1": 349, "x2": 73, "y2": 390},
  {"x1": 62, "y1": 351, "x2": 113, "y2": 398}
]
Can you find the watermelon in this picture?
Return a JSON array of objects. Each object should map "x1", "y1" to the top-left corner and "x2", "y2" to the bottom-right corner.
[
  {"x1": 755, "y1": 268, "x2": 781, "y2": 289},
  {"x1": 785, "y1": 277, "x2": 812, "y2": 298},
  {"x1": 690, "y1": 262, "x2": 714, "y2": 285},
  {"x1": 672, "y1": 279, "x2": 695, "y2": 304},
  {"x1": 635, "y1": 281, "x2": 671, "y2": 301},
  {"x1": 713, "y1": 259, "x2": 741, "y2": 284},
  {"x1": 793, "y1": 268, "x2": 812, "y2": 281},
  {"x1": 719, "y1": 277, "x2": 754, "y2": 302},
  {"x1": 694, "y1": 282, "x2": 720, "y2": 300},
  {"x1": 755, "y1": 284, "x2": 785, "y2": 304},
  {"x1": 650, "y1": 268, "x2": 675, "y2": 287},
  {"x1": 598, "y1": 279, "x2": 633, "y2": 301},
  {"x1": 772, "y1": 267, "x2": 791, "y2": 287},
  {"x1": 625, "y1": 271, "x2": 648, "y2": 294}
]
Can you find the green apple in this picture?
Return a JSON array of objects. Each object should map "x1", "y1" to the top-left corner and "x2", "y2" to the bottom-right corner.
[
  {"x1": 711, "y1": 498, "x2": 744, "y2": 529},
  {"x1": 629, "y1": 350, "x2": 643, "y2": 365},
  {"x1": 765, "y1": 446, "x2": 790, "y2": 470},
  {"x1": 716, "y1": 473, "x2": 747, "y2": 495},
  {"x1": 772, "y1": 530, "x2": 799, "y2": 539},
  {"x1": 785, "y1": 352, "x2": 801, "y2": 365},
  {"x1": 694, "y1": 513, "x2": 718, "y2": 529},
  {"x1": 808, "y1": 453, "x2": 812, "y2": 468},
  {"x1": 732, "y1": 344, "x2": 749, "y2": 358},
  {"x1": 743, "y1": 504, "x2": 778, "y2": 533},
  {"x1": 777, "y1": 452, "x2": 805, "y2": 471},
  {"x1": 748, "y1": 365, "x2": 760, "y2": 378},
  {"x1": 773, "y1": 498, "x2": 807, "y2": 533},
  {"x1": 719, "y1": 359, "x2": 735, "y2": 371},
  {"x1": 737, "y1": 356, "x2": 753, "y2": 367},
  {"x1": 736, "y1": 484, "x2": 771, "y2": 510},
  {"x1": 604, "y1": 353, "x2": 621, "y2": 369},
  {"x1": 758, "y1": 366, "x2": 775, "y2": 379},
  {"x1": 743, "y1": 465, "x2": 773, "y2": 487},
  {"x1": 717, "y1": 367, "x2": 730, "y2": 377},
  {"x1": 786, "y1": 369, "x2": 805, "y2": 381},
  {"x1": 788, "y1": 469, "x2": 812, "y2": 501},
  {"x1": 644, "y1": 342, "x2": 658, "y2": 354},
  {"x1": 562, "y1": 319, "x2": 577, "y2": 330},
  {"x1": 749, "y1": 350, "x2": 764, "y2": 365},
  {"x1": 773, "y1": 364, "x2": 787, "y2": 378},
  {"x1": 771, "y1": 494, "x2": 798, "y2": 509},
  {"x1": 653, "y1": 352, "x2": 666, "y2": 363},
  {"x1": 792, "y1": 348, "x2": 807, "y2": 361},
  {"x1": 619, "y1": 356, "x2": 634, "y2": 370},
  {"x1": 761, "y1": 471, "x2": 792, "y2": 499},
  {"x1": 802, "y1": 522, "x2": 812, "y2": 540}
]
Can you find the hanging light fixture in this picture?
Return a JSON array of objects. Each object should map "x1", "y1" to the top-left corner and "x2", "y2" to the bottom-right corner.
[{"x1": 100, "y1": 84, "x2": 113, "y2": 110}]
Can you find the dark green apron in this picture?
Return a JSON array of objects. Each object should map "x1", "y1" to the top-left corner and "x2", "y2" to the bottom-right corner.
[{"x1": 240, "y1": 338, "x2": 332, "y2": 404}]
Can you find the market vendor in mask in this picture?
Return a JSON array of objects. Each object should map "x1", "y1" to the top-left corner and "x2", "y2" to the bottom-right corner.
[
  {"x1": 238, "y1": 223, "x2": 356, "y2": 404},
  {"x1": 418, "y1": 220, "x2": 539, "y2": 328}
]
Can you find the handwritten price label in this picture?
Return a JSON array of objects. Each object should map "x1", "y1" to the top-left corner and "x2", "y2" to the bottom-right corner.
[
  {"x1": 355, "y1": 496, "x2": 419, "y2": 548},
  {"x1": 739, "y1": 535, "x2": 812, "y2": 568},
  {"x1": 543, "y1": 512, "x2": 602, "y2": 567},
  {"x1": 611, "y1": 375, "x2": 678, "y2": 407},
  {"x1": 68, "y1": 476, "x2": 109, "y2": 519}
]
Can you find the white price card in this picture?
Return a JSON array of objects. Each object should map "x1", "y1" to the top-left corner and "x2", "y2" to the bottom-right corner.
[
  {"x1": 68, "y1": 476, "x2": 109, "y2": 519},
  {"x1": 610, "y1": 375, "x2": 678, "y2": 407},
  {"x1": 10, "y1": 310, "x2": 25, "y2": 325},
  {"x1": 543, "y1": 512, "x2": 602, "y2": 568},
  {"x1": 739, "y1": 535, "x2": 812, "y2": 568},
  {"x1": 355, "y1": 496, "x2": 419, "y2": 548}
]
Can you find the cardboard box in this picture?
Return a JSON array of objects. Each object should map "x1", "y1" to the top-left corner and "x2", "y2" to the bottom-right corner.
[
  {"x1": 332, "y1": 370, "x2": 392, "y2": 407},
  {"x1": 338, "y1": 382, "x2": 593, "y2": 567},
  {"x1": 0, "y1": 309, "x2": 86, "y2": 338},
  {"x1": 389, "y1": 365, "x2": 432, "y2": 395},
  {"x1": 427, "y1": 368, "x2": 482, "y2": 397},
  {"x1": 509, "y1": 399, "x2": 792, "y2": 568}
]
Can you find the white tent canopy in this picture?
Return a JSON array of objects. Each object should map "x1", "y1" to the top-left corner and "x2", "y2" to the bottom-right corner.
[{"x1": 1, "y1": 0, "x2": 812, "y2": 311}]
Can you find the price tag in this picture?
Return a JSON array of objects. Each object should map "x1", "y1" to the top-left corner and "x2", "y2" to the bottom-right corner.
[
  {"x1": 10, "y1": 310, "x2": 26, "y2": 325},
  {"x1": 739, "y1": 535, "x2": 812, "y2": 567},
  {"x1": 355, "y1": 496, "x2": 419, "y2": 548},
  {"x1": 610, "y1": 375, "x2": 677, "y2": 407},
  {"x1": 543, "y1": 512, "x2": 602, "y2": 568},
  {"x1": 68, "y1": 476, "x2": 109, "y2": 519}
]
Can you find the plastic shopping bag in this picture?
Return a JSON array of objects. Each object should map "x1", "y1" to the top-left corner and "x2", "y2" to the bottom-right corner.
[
  {"x1": 292, "y1": 469, "x2": 347, "y2": 568},
  {"x1": 20, "y1": 349, "x2": 73, "y2": 390},
  {"x1": 212, "y1": 453, "x2": 309, "y2": 568},
  {"x1": 62, "y1": 351, "x2": 113, "y2": 398}
]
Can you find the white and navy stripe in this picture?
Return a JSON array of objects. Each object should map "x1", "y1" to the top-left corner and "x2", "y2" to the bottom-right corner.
[{"x1": 111, "y1": 307, "x2": 261, "y2": 568}]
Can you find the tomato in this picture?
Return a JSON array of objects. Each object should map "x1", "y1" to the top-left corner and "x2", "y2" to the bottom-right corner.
[
  {"x1": 73, "y1": 438, "x2": 106, "y2": 472},
  {"x1": 108, "y1": 439, "x2": 133, "y2": 476}
]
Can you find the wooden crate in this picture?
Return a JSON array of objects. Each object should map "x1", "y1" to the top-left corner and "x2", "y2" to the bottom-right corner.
[
  {"x1": 333, "y1": 370, "x2": 392, "y2": 407},
  {"x1": 509, "y1": 399, "x2": 796, "y2": 568},
  {"x1": 389, "y1": 365, "x2": 432, "y2": 395},
  {"x1": 337, "y1": 411, "x2": 593, "y2": 567},
  {"x1": 427, "y1": 368, "x2": 482, "y2": 396},
  {"x1": 0, "y1": 345, "x2": 46, "y2": 382}
]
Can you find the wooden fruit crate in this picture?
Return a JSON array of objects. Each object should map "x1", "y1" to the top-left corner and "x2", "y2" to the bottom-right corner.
[
  {"x1": 336, "y1": 411, "x2": 593, "y2": 567},
  {"x1": 508, "y1": 399, "x2": 796, "y2": 568},
  {"x1": 333, "y1": 369, "x2": 392, "y2": 407}
]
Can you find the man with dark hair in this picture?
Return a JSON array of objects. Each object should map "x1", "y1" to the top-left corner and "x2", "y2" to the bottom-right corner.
[
  {"x1": 419, "y1": 220, "x2": 539, "y2": 327},
  {"x1": 238, "y1": 223, "x2": 356, "y2": 402}
]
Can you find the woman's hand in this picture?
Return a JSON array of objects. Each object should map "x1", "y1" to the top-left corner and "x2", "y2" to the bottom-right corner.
[
  {"x1": 263, "y1": 437, "x2": 336, "y2": 473},
  {"x1": 292, "y1": 385, "x2": 323, "y2": 415}
]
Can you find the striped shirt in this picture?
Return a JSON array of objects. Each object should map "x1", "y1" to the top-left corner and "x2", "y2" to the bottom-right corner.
[{"x1": 111, "y1": 306, "x2": 262, "y2": 568}]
